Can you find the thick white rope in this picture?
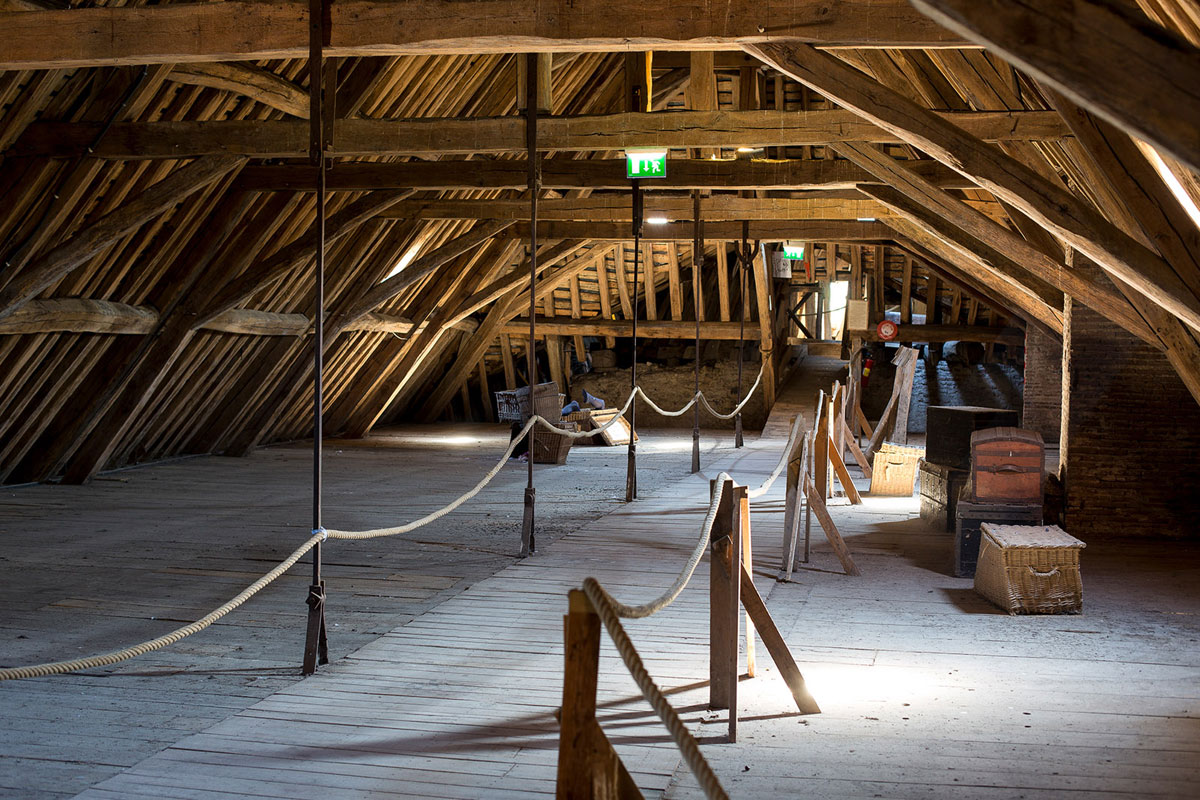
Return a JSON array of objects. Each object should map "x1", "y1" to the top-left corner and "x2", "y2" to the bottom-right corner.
[
  {"x1": 0, "y1": 533, "x2": 323, "y2": 681},
  {"x1": 0, "y1": 372, "x2": 780, "y2": 681},
  {"x1": 602, "y1": 473, "x2": 730, "y2": 619},
  {"x1": 583, "y1": 577, "x2": 730, "y2": 800},
  {"x1": 746, "y1": 413, "x2": 806, "y2": 500}
]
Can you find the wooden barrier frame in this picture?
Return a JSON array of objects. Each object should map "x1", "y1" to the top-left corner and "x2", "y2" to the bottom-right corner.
[
  {"x1": 557, "y1": 590, "x2": 645, "y2": 800},
  {"x1": 711, "y1": 478, "x2": 820, "y2": 744}
]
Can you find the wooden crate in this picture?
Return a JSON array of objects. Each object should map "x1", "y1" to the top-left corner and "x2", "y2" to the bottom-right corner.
[
  {"x1": 919, "y1": 460, "x2": 969, "y2": 532},
  {"x1": 565, "y1": 408, "x2": 637, "y2": 446},
  {"x1": 495, "y1": 382, "x2": 562, "y2": 423},
  {"x1": 975, "y1": 523, "x2": 1085, "y2": 614},
  {"x1": 969, "y1": 427, "x2": 1044, "y2": 504},
  {"x1": 925, "y1": 406, "x2": 1019, "y2": 470},
  {"x1": 531, "y1": 421, "x2": 578, "y2": 464},
  {"x1": 954, "y1": 500, "x2": 1042, "y2": 578},
  {"x1": 869, "y1": 443, "x2": 924, "y2": 496}
]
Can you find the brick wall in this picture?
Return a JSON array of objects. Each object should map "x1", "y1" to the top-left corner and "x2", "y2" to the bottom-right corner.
[
  {"x1": 1022, "y1": 325, "x2": 1063, "y2": 443},
  {"x1": 1064, "y1": 304, "x2": 1200, "y2": 539}
]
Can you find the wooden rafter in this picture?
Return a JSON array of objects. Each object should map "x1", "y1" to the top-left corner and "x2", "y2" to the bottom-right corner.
[
  {"x1": 912, "y1": 0, "x2": 1200, "y2": 175},
  {"x1": 745, "y1": 41, "x2": 1200, "y2": 336}
]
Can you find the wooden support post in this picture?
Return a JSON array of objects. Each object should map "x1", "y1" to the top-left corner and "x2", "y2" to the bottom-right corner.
[
  {"x1": 814, "y1": 390, "x2": 829, "y2": 500},
  {"x1": 708, "y1": 479, "x2": 740, "y2": 735},
  {"x1": 557, "y1": 589, "x2": 635, "y2": 800},
  {"x1": 783, "y1": 432, "x2": 810, "y2": 580},
  {"x1": 740, "y1": 491, "x2": 756, "y2": 678},
  {"x1": 477, "y1": 360, "x2": 494, "y2": 423},
  {"x1": 739, "y1": 564, "x2": 821, "y2": 715}
]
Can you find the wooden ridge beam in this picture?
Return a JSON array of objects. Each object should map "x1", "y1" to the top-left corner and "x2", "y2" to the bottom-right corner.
[
  {"x1": 0, "y1": 156, "x2": 245, "y2": 322},
  {"x1": 911, "y1": 0, "x2": 1200, "y2": 176},
  {"x1": 746, "y1": 42, "x2": 1200, "y2": 335},
  {"x1": 0, "y1": 0, "x2": 969, "y2": 72},
  {"x1": 501, "y1": 317, "x2": 758, "y2": 340},
  {"x1": 506, "y1": 220, "x2": 892, "y2": 242},
  {"x1": 374, "y1": 195, "x2": 889, "y2": 222},
  {"x1": 11, "y1": 110, "x2": 1071, "y2": 160},
  {"x1": 234, "y1": 156, "x2": 977, "y2": 193}
]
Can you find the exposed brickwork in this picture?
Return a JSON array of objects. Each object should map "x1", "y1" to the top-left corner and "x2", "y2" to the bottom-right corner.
[
  {"x1": 1022, "y1": 325, "x2": 1063, "y2": 443},
  {"x1": 1064, "y1": 304, "x2": 1200, "y2": 539}
]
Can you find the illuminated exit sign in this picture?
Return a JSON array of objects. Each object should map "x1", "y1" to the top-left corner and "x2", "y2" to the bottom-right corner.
[
  {"x1": 626, "y1": 149, "x2": 667, "y2": 179},
  {"x1": 783, "y1": 243, "x2": 805, "y2": 260}
]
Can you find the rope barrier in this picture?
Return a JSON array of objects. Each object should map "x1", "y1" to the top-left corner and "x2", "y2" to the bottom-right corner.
[
  {"x1": 583, "y1": 577, "x2": 730, "y2": 800},
  {"x1": 0, "y1": 533, "x2": 323, "y2": 681},
  {"x1": 0, "y1": 374, "x2": 787, "y2": 682}
]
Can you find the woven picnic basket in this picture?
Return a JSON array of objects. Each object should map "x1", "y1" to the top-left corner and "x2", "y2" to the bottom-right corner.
[{"x1": 974, "y1": 523, "x2": 1085, "y2": 614}]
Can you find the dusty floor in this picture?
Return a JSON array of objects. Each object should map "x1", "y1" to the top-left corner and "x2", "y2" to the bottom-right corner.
[{"x1": 0, "y1": 424, "x2": 740, "y2": 798}]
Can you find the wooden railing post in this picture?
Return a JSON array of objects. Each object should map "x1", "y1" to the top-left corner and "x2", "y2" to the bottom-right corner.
[
  {"x1": 740, "y1": 489, "x2": 756, "y2": 678},
  {"x1": 709, "y1": 478, "x2": 745, "y2": 742},
  {"x1": 558, "y1": 589, "x2": 617, "y2": 799}
]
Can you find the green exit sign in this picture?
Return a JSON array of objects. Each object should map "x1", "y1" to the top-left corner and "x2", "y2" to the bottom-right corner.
[
  {"x1": 783, "y1": 243, "x2": 805, "y2": 260},
  {"x1": 626, "y1": 149, "x2": 667, "y2": 179}
]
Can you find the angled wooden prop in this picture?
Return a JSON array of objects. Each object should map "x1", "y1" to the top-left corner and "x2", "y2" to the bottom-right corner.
[
  {"x1": 744, "y1": 41, "x2": 1200, "y2": 335},
  {"x1": 910, "y1": 0, "x2": 1200, "y2": 176}
]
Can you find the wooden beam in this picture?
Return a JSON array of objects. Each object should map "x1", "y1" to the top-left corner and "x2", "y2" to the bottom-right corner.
[
  {"x1": 746, "y1": 42, "x2": 1200, "y2": 335},
  {"x1": 167, "y1": 63, "x2": 309, "y2": 118},
  {"x1": 0, "y1": 298, "x2": 473, "y2": 337},
  {"x1": 847, "y1": 323, "x2": 1023, "y2": 345},
  {"x1": 751, "y1": 246, "x2": 777, "y2": 407},
  {"x1": 911, "y1": 0, "x2": 1200, "y2": 176},
  {"x1": 831, "y1": 142, "x2": 1157, "y2": 344},
  {"x1": 234, "y1": 157, "x2": 977, "y2": 192},
  {"x1": 885, "y1": 216, "x2": 1065, "y2": 338},
  {"x1": 374, "y1": 195, "x2": 888, "y2": 222},
  {"x1": 193, "y1": 189, "x2": 412, "y2": 329},
  {"x1": 0, "y1": 156, "x2": 245, "y2": 322},
  {"x1": 339, "y1": 219, "x2": 516, "y2": 325},
  {"x1": 0, "y1": 299, "x2": 157, "y2": 335},
  {"x1": 0, "y1": 1, "x2": 969, "y2": 72},
  {"x1": 506, "y1": 220, "x2": 892, "y2": 242},
  {"x1": 13, "y1": 110, "x2": 1071, "y2": 159},
  {"x1": 502, "y1": 318, "x2": 757, "y2": 340}
]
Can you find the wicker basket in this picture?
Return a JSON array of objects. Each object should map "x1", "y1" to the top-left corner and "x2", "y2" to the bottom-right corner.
[
  {"x1": 974, "y1": 523, "x2": 1085, "y2": 614},
  {"x1": 869, "y1": 442, "x2": 925, "y2": 496},
  {"x1": 531, "y1": 421, "x2": 578, "y2": 465},
  {"x1": 495, "y1": 382, "x2": 563, "y2": 423}
]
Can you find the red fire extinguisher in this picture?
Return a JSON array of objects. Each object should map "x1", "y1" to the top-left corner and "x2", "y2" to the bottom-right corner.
[{"x1": 861, "y1": 356, "x2": 875, "y2": 392}]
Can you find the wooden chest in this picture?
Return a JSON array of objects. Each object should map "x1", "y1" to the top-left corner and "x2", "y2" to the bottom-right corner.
[
  {"x1": 975, "y1": 523, "x2": 1085, "y2": 614},
  {"x1": 919, "y1": 460, "x2": 969, "y2": 532},
  {"x1": 969, "y1": 427, "x2": 1044, "y2": 504},
  {"x1": 925, "y1": 406, "x2": 1019, "y2": 470},
  {"x1": 954, "y1": 501, "x2": 1043, "y2": 578}
]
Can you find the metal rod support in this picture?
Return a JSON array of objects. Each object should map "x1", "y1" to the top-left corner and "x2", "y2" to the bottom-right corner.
[{"x1": 520, "y1": 53, "x2": 540, "y2": 558}]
